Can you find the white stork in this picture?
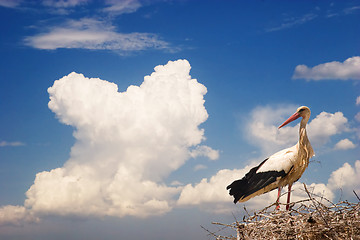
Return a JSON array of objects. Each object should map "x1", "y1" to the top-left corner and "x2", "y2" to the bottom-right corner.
[{"x1": 227, "y1": 106, "x2": 314, "y2": 210}]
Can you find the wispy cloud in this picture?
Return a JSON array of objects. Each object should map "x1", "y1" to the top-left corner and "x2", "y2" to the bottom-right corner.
[
  {"x1": 41, "y1": 0, "x2": 143, "y2": 15},
  {"x1": 267, "y1": 4, "x2": 360, "y2": 31},
  {"x1": 343, "y1": 5, "x2": 360, "y2": 15},
  {"x1": 41, "y1": 0, "x2": 90, "y2": 14},
  {"x1": 42, "y1": 0, "x2": 89, "y2": 8},
  {"x1": 0, "y1": 0, "x2": 89, "y2": 13},
  {"x1": 10, "y1": 1, "x2": 177, "y2": 54},
  {"x1": 0, "y1": 0, "x2": 22, "y2": 8},
  {"x1": 325, "y1": 4, "x2": 360, "y2": 18},
  {"x1": 1, "y1": 0, "x2": 144, "y2": 15},
  {"x1": 24, "y1": 18, "x2": 174, "y2": 54},
  {"x1": 266, "y1": 13, "x2": 317, "y2": 32},
  {"x1": 0, "y1": 141, "x2": 25, "y2": 147},
  {"x1": 103, "y1": 0, "x2": 142, "y2": 15},
  {"x1": 292, "y1": 56, "x2": 360, "y2": 81}
]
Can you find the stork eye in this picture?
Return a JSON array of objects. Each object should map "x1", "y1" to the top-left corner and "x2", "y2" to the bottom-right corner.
[{"x1": 298, "y1": 108, "x2": 305, "y2": 113}]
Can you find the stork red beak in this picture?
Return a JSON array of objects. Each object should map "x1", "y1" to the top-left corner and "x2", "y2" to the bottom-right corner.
[{"x1": 278, "y1": 112, "x2": 300, "y2": 129}]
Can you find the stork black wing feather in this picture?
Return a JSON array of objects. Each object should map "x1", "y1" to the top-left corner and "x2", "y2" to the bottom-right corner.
[{"x1": 226, "y1": 158, "x2": 287, "y2": 204}]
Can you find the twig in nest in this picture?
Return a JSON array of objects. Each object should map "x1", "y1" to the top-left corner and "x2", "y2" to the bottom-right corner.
[
  {"x1": 205, "y1": 183, "x2": 360, "y2": 240},
  {"x1": 353, "y1": 190, "x2": 360, "y2": 202},
  {"x1": 302, "y1": 183, "x2": 330, "y2": 228}
]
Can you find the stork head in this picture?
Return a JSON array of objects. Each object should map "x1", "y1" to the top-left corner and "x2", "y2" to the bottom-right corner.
[{"x1": 278, "y1": 106, "x2": 311, "y2": 129}]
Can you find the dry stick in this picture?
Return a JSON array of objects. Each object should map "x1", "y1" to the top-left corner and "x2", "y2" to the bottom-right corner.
[
  {"x1": 301, "y1": 187, "x2": 337, "y2": 207},
  {"x1": 243, "y1": 206, "x2": 250, "y2": 218},
  {"x1": 302, "y1": 183, "x2": 329, "y2": 226},
  {"x1": 230, "y1": 213, "x2": 243, "y2": 240},
  {"x1": 302, "y1": 183, "x2": 341, "y2": 239},
  {"x1": 201, "y1": 225, "x2": 234, "y2": 240},
  {"x1": 353, "y1": 190, "x2": 360, "y2": 202},
  {"x1": 209, "y1": 222, "x2": 235, "y2": 238}
]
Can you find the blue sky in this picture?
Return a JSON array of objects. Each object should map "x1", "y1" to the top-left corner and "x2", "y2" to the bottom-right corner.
[{"x1": 0, "y1": 0, "x2": 359, "y2": 239}]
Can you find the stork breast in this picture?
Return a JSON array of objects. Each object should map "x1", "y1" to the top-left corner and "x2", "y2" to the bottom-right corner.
[{"x1": 256, "y1": 145, "x2": 297, "y2": 174}]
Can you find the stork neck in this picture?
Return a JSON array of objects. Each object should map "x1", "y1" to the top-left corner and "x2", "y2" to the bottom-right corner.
[
  {"x1": 298, "y1": 115, "x2": 315, "y2": 158},
  {"x1": 299, "y1": 118, "x2": 307, "y2": 130},
  {"x1": 299, "y1": 117, "x2": 309, "y2": 145}
]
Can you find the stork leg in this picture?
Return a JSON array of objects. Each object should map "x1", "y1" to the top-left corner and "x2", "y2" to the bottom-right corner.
[
  {"x1": 275, "y1": 187, "x2": 281, "y2": 210},
  {"x1": 286, "y1": 183, "x2": 292, "y2": 211}
]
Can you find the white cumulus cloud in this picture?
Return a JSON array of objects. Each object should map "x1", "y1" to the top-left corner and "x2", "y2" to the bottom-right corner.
[
  {"x1": 189, "y1": 145, "x2": 219, "y2": 160},
  {"x1": 177, "y1": 154, "x2": 360, "y2": 212},
  {"x1": 307, "y1": 111, "x2": 349, "y2": 145},
  {"x1": 24, "y1": 18, "x2": 171, "y2": 54},
  {"x1": 355, "y1": 112, "x2": 360, "y2": 122},
  {"x1": 245, "y1": 104, "x2": 299, "y2": 155},
  {"x1": 0, "y1": 205, "x2": 38, "y2": 226},
  {"x1": 177, "y1": 168, "x2": 250, "y2": 206},
  {"x1": 176, "y1": 143, "x2": 360, "y2": 213},
  {"x1": 327, "y1": 160, "x2": 360, "y2": 199},
  {"x1": 0, "y1": 59, "x2": 216, "y2": 224},
  {"x1": 177, "y1": 166, "x2": 334, "y2": 212},
  {"x1": 193, "y1": 164, "x2": 207, "y2": 171},
  {"x1": 245, "y1": 105, "x2": 349, "y2": 156},
  {"x1": 176, "y1": 105, "x2": 355, "y2": 212},
  {"x1": 292, "y1": 56, "x2": 360, "y2": 80},
  {"x1": 355, "y1": 96, "x2": 360, "y2": 138},
  {"x1": 334, "y1": 138, "x2": 356, "y2": 150}
]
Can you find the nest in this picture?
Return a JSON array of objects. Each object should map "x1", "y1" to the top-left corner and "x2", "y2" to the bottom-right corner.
[{"x1": 204, "y1": 184, "x2": 360, "y2": 240}]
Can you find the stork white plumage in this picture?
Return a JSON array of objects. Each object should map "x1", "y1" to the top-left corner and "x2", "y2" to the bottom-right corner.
[{"x1": 227, "y1": 106, "x2": 314, "y2": 210}]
